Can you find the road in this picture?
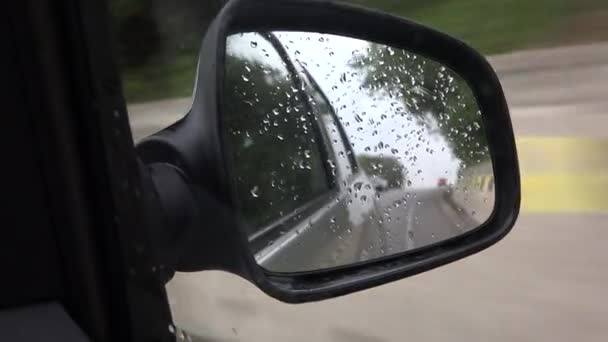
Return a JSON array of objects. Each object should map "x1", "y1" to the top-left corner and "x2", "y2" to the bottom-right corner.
[
  {"x1": 376, "y1": 188, "x2": 478, "y2": 253},
  {"x1": 249, "y1": 187, "x2": 474, "y2": 273},
  {"x1": 128, "y1": 42, "x2": 608, "y2": 341}
]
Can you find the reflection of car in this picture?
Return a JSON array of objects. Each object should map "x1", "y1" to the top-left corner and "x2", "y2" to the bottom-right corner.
[
  {"x1": 224, "y1": 32, "x2": 390, "y2": 271},
  {"x1": 370, "y1": 176, "x2": 389, "y2": 192},
  {"x1": 437, "y1": 178, "x2": 448, "y2": 187}
]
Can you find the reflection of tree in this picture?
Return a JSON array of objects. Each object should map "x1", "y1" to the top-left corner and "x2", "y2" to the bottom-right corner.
[
  {"x1": 223, "y1": 49, "x2": 329, "y2": 233},
  {"x1": 350, "y1": 44, "x2": 489, "y2": 165},
  {"x1": 357, "y1": 154, "x2": 404, "y2": 189}
]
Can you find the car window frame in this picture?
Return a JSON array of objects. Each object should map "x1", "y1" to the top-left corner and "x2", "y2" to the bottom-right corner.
[
  {"x1": 242, "y1": 32, "x2": 342, "y2": 243},
  {"x1": 296, "y1": 63, "x2": 361, "y2": 186},
  {"x1": 7, "y1": 0, "x2": 181, "y2": 340}
]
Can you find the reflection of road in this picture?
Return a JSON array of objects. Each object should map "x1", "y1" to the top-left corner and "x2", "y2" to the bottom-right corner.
[
  {"x1": 256, "y1": 187, "x2": 478, "y2": 271},
  {"x1": 369, "y1": 188, "x2": 473, "y2": 254},
  {"x1": 128, "y1": 43, "x2": 608, "y2": 342}
]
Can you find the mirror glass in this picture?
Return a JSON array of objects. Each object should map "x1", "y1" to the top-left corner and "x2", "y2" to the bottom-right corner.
[{"x1": 222, "y1": 31, "x2": 495, "y2": 273}]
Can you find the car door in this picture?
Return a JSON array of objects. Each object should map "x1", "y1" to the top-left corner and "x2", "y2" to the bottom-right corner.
[
  {"x1": 223, "y1": 32, "x2": 389, "y2": 271},
  {"x1": 294, "y1": 62, "x2": 391, "y2": 263}
]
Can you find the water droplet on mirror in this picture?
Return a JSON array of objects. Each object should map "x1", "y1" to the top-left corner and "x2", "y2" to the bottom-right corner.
[
  {"x1": 250, "y1": 41, "x2": 258, "y2": 48},
  {"x1": 241, "y1": 75, "x2": 249, "y2": 82},
  {"x1": 277, "y1": 135, "x2": 284, "y2": 141},
  {"x1": 250, "y1": 186, "x2": 259, "y2": 198}
]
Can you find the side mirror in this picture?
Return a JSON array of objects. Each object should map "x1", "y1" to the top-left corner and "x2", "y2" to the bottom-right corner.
[{"x1": 136, "y1": 0, "x2": 520, "y2": 303}]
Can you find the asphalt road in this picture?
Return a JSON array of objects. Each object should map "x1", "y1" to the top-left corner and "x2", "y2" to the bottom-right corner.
[
  {"x1": 376, "y1": 188, "x2": 477, "y2": 253},
  {"x1": 128, "y1": 42, "x2": 608, "y2": 342},
  {"x1": 249, "y1": 187, "x2": 474, "y2": 273}
]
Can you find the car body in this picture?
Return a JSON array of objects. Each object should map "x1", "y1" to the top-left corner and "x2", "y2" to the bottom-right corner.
[{"x1": 225, "y1": 32, "x2": 388, "y2": 271}]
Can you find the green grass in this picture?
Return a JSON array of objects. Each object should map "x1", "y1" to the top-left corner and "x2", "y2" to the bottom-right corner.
[
  {"x1": 353, "y1": 0, "x2": 608, "y2": 54},
  {"x1": 121, "y1": 0, "x2": 608, "y2": 103},
  {"x1": 121, "y1": 51, "x2": 199, "y2": 103}
]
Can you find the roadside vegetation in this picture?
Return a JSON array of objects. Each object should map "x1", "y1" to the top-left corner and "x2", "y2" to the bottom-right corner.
[{"x1": 110, "y1": 0, "x2": 608, "y2": 103}]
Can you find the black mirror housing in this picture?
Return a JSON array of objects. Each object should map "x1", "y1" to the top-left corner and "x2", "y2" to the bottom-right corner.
[{"x1": 136, "y1": 0, "x2": 520, "y2": 303}]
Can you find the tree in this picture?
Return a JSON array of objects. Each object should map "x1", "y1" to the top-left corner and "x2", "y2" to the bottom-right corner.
[{"x1": 350, "y1": 43, "x2": 490, "y2": 166}]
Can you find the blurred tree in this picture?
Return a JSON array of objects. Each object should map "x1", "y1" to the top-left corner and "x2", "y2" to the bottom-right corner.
[
  {"x1": 109, "y1": 0, "x2": 223, "y2": 101},
  {"x1": 110, "y1": 0, "x2": 162, "y2": 67},
  {"x1": 109, "y1": 0, "x2": 221, "y2": 66},
  {"x1": 350, "y1": 44, "x2": 489, "y2": 166}
]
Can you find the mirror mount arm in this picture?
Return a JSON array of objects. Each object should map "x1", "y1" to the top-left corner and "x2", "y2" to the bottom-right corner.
[
  {"x1": 138, "y1": 160, "x2": 201, "y2": 283},
  {"x1": 138, "y1": 156, "x2": 251, "y2": 281}
]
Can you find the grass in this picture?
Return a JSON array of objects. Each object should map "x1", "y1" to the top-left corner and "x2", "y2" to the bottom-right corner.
[
  {"x1": 121, "y1": 51, "x2": 199, "y2": 103},
  {"x1": 354, "y1": 0, "x2": 608, "y2": 54},
  {"x1": 121, "y1": 0, "x2": 608, "y2": 103}
]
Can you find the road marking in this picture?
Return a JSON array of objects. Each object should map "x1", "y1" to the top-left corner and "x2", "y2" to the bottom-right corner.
[{"x1": 516, "y1": 137, "x2": 608, "y2": 212}]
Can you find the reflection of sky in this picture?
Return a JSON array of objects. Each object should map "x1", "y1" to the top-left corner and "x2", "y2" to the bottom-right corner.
[
  {"x1": 228, "y1": 32, "x2": 462, "y2": 187},
  {"x1": 275, "y1": 32, "x2": 461, "y2": 188},
  {"x1": 227, "y1": 33, "x2": 287, "y2": 74}
]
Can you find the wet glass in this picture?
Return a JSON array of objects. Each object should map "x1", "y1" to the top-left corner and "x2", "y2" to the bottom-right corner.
[{"x1": 223, "y1": 31, "x2": 495, "y2": 273}]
